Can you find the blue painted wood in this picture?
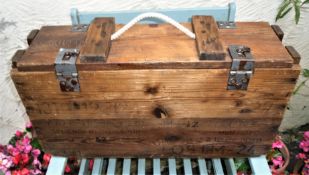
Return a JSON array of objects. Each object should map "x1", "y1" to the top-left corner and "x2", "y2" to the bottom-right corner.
[
  {"x1": 92, "y1": 158, "x2": 104, "y2": 175},
  {"x1": 198, "y1": 158, "x2": 208, "y2": 175},
  {"x1": 107, "y1": 158, "x2": 117, "y2": 175},
  {"x1": 224, "y1": 158, "x2": 237, "y2": 175},
  {"x1": 122, "y1": 158, "x2": 131, "y2": 175},
  {"x1": 78, "y1": 159, "x2": 89, "y2": 175},
  {"x1": 248, "y1": 156, "x2": 271, "y2": 175},
  {"x1": 212, "y1": 158, "x2": 224, "y2": 175},
  {"x1": 168, "y1": 158, "x2": 177, "y2": 175},
  {"x1": 70, "y1": 2, "x2": 236, "y2": 25},
  {"x1": 183, "y1": 158, "x2": 193, "y2": 175},
  {"x1": 46, "y1": 156, "x2": 67, "y2": 175},
  {"x1": 153, "y1": 158, "x2": 161, "y2": 175},
  {"x1": 138, "y1": 158, "x2": 146, "y2": 175}
]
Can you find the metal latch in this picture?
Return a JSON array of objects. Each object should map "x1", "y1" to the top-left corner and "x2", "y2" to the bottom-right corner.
[
  {"x1": 217, "y1": 21, "x2": 236, "y2": 29},
  {"x1": 227, "y1": 45, "x2": 254, "y2": 90},
  {"x1": 55, "y1": 48, "x2": 80, "y2": 92}
]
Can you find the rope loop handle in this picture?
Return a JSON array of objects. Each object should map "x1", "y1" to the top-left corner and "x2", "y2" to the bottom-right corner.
[{"x1": 111, "y1": 12, "x2": 196, "y2": 40}]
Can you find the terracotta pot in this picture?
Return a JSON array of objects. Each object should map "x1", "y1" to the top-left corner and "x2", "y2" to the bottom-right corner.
[{"x1": 272, "y1": 142, "x2": 290, "y2": 174}]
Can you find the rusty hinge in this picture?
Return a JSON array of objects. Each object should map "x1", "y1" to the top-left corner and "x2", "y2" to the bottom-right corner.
[
  {"x1": 227, "y1": 45, "x2": 254, "y2": 90},
  {"x1": 54, "y1": 48, "x2": 80, "y2": 92}
]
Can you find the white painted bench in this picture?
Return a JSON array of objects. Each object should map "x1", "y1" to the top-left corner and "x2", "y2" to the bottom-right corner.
[{"x1": 46, "y1": 156, "x2": 271, "y2": 175}]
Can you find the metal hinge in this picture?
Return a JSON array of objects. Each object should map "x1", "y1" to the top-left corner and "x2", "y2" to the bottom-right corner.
[
  {"x1": 217, "y1": 21, "x2": 236, "y2": 29},
  {"x1": 72, "y1": 24, "x2": 89, "y2": 32},
  {"x1": 227, "y1": 45, "x2": 254, "y2": 90},
  {"x1": 54, "y1": 48, "x2": 80, "y2": 92}
]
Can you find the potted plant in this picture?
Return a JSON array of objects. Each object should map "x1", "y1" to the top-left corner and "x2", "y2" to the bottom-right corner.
[
  {"x1": 293, "y1": 131, "x2": 309, "y2": 174},
  {"x1": 267, "y1": 135, "x2": 290, "y2": 174}
]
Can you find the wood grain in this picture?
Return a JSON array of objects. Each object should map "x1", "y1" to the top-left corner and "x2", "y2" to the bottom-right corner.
[
  {"x1": 192, "y1": 16, "x2": 225, "y2": 60},
  {"x1": 80, "y1": 18, "x2": 115, "y2": 62},
  {"x1": 17, "y1": 22, "x2": 294, "y2": 71}
]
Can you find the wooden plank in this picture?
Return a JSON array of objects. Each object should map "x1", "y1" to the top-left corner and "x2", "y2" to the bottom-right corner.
[
  {"x1": 192, "y1": 16, "x2": 225, "y2": 60},
  {"x1": 168, "y1": 159, "x2": 177, "y2": 175},
  {"x1": 27, "y1": 29, "x2": 40, "y2": 45},
  {"x1": 271, "y1": 25, "x2": 284, "y2": 41},
  {"x1": 183, "y1": 158, "x2": 193, "y2": 175},
  {"x1": 122, "y1": 158, "x2": 131, "y2": 175},
  {"x1": 198, "y1": 159, "x2": 208, "y2": 175},
  {"x1": 224, "y1": 158, "x2": 237, "y2": 175},
  {"x1": 80, "y1": 17, "x2": 115, "y2": 62},
  {"x1": 153, "y1": 158, "x2": 161, "y2": 175},
  {"x1": 11, "y1": 49, "x2": 25, "y2": 68},
  {"x1": 286, "y1": 46, "x2": 301, "y2": 64},
  {"x1": 138, "y1": 159, "x2": 146, "y2": 175},
  {"x1": 248, "y1": 156, "x2": 271, "y2": 175},
  {"x1": 107, "y1": 158, "x2": 117, "y2": 175},
  {"x1": 78, "y1": 158, "x2": 89, "y2": 175},
  {"x1": 17, "y1": 22, "x2": 294, "y2": 71},
  {"x1": 46, "y1": 156, "x2": 67, "y2": 175},
  {"x1": 212, "y1": 159, "x2": 224, "y2": 175},
  {"x1": 92, "y1": 158, "x2": 104, "y2": 175}
]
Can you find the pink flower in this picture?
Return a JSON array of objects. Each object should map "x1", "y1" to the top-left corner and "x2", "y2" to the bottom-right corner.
[
  {"x1": 15, "y1": 131, "x2": 23, "y2": 137},
  {"x1": 272, "y1": 140, "x2": 283, "y2": 149},
  {"x1": 304, "y1": 131, "x2": 309, "y2": 140},
  {"x1": 30, "y1": 169, "x2": 42, "y2": 175},
  {"x1": 272, "y1": 156, "x2": 284, "y2": 167},
  {"x1": 296, "y1": 153, "x2": 307, "y2": 159},
  {"x1": 31, "y1": 149, "x2": 41, "y2": 158},
  {"x1": 22, "y1": 137, "x2": 30, "y2": 146},
  {"x1": 299, "y1": 140, "x2": 309, "y2": 152},
  {"x1": 0, "y1": 153, "x2": 13, "y2": 173},
  {"x1": 25, "y1": 122, "x2": 32, "y2": 129},
  {"x1": 24, "y1": 145, "x2": 32, "y2": 154}
]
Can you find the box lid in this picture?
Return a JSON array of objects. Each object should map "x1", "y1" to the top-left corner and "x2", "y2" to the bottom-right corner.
[{"x1": 16, "y1": 21, "x2": 294, "y2": 71}]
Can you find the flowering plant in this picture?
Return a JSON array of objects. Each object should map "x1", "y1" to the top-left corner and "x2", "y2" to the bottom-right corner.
[
  {"x1": 295, "y1": 131, "x2": 309, "y2": 174},
  {"x1": 267, "y1": 135, "x2": 289, "y2": 173},
  {"x1": 0, "y1": 122, "x2": 51, "y2": 175}
]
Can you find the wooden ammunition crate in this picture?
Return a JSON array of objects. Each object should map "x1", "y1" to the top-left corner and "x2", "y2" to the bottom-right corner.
[{"x1": 11, "y1": 15, "x2": 300, "y2": 158}]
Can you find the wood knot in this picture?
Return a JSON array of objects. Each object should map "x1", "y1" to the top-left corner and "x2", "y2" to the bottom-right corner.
[
  {"x1": 165, "y1": 135, "x2": 181, "y2": 142},
  {"x1": 239, "y1": 108, "x2": 252, "y2": 113},
  {"x1": 96, "y1": 137, "x2": 106, "y2": 143},
  {"x1": 153, "y1": 106, "x2": 168, "y2": 118},
  {"x1": 145, "y1": 86, "x2": 159, "y2": 95}
]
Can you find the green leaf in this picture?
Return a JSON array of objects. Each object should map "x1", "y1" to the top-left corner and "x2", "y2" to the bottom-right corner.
[
  {"x1": 302, "y1": 0, "x2": 309, "y2": 5},
  {"x1": 293, "y1": 0, "x2": 301, "y2": 24},
  {"x1": 280, "y1": 7, "x2": 293, "y2": 19},
  {"x1": 303, "y1": 69, "x2": 309, "y2": 77},
  {"x1": 293, "y1": 79, "x2": 307, "y2": 94},
  {"x1": 31, "y1": 138, "x2": 42, "y2": 150},
  {"x1": 276, "y1": 0, "x2": 292, "y2": 21}
]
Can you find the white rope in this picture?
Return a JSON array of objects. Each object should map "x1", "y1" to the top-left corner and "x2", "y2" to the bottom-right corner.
[{"x1": 111, "y1": 12, "x2": 196, "y2": 40}]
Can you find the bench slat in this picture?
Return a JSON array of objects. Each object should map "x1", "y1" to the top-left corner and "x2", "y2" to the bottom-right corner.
[
  {"x1": 183, "y1": 158, "x2": 193, "y2": 175},
  {"x1": 224, "y1": 158, "x2": 237, "y2": 175},
  {"x1": 138, "y1": 158, "x2": 146, "y2": 175},
  {"x1": 153, "y1": 158, "x2": 161, "y2": 175},
  {"x1": 212, "y1": 158, "x2": 224, "y2": 175},
  {"x1": 46, "y1": 156, "x2": 67, "y2": 175},
  {"x1": 107, "y1": 158, "x2": 117, "y2": 175},
  {"x1": 168, "y1": 158, "x2": 177, "y2": 175},
  {"x1": 198, "y1": 158, "x2": 208, "y2": 175},
  {"x1": 92, "y1": 158, "x2": 104, "y2": 175},
  {"x1": 122, "y1": 158, "x2": 131, "y2": 175},
  {"x1": 78, "y1": 159, "x2": 89, "y2": 175},
  {"x1": 249, "y1": 156, "x2": 271, "y2": 175}
]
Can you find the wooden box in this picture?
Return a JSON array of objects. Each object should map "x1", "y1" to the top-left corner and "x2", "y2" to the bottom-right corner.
[{"x1": 11, "y1": 16, "x2": 300, "y2": 158}]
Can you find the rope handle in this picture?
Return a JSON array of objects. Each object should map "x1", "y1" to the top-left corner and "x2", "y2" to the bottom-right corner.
[{"x1": 111, "y1": 12, "x2": 196, "y2": 40}]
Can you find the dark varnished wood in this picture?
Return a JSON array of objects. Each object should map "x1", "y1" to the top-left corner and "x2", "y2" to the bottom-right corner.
[
  {"x1": 192, "y1": 16, "x2": 225, "y2": 60},
  {"x1": 286, "y1": 46, "x2": 301, "y2": 64},
  {"x1": 80, "y1": 18, "x2": 115, "y2": 62},
  {"x1": 271, "y1": 25, "x2": 284, "y2": 41},
  {"x1": 27, "y1": 29, "x2": 40, "y2": 45},
  {"x1": 11, "y1": 50, "x2": 25, "y2": 68}
]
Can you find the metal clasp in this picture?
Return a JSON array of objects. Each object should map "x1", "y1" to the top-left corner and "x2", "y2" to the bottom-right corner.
[
  {"x1": 54, "y1": 48, "x2": 80, "y2": 92},
  {"x1": 227, "y1": 45, "x2": 254, "y2": 90}
]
